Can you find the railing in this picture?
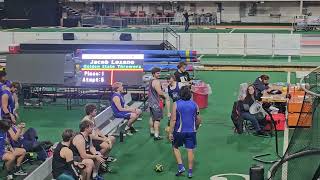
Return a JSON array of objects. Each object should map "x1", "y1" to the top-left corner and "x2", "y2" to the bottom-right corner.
[
  {"x1": 163, "y1": 26, "x2": 180, "y2": 50},
  {"x1": 81, "y1": 15, "x2": 216, "y2": 27},
  {"x1": 293, "y1": 15, "x2": 320, "y2": 31}
]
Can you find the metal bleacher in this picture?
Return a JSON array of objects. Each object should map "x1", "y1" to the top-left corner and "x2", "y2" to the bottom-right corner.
[{"x1": 24, "y1": 93, "x2": 143, "y2": 180}]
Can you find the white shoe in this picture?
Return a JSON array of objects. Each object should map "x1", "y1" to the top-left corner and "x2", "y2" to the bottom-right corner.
[
  {"x1": 7, "y1": 174, "x2": 13, "y2": 180},
  {"x1": 125, "y1": 130, "x2": 133, "y2": 136}
]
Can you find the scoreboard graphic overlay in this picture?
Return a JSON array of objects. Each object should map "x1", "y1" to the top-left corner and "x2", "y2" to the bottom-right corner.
[{"x1": 80, "y1": 53, "x2": 144, "y2": 86}]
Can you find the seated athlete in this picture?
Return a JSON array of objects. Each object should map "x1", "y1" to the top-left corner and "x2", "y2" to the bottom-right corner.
[
  {"x1": 52, "y1": 129, "x2": 85, "y2": 180},
  {"x1": 111, "y1": 82, "x2": 141, "y2": 136},
  {"x1": 82, "y1": 104, "x2": 116, "y2": 163},
  {"x1": 0, "y1": 119, "x2": 27, "y2": 179},
  {"x1": 70, "y1": 120, "x2": 105, "y2": 180}
]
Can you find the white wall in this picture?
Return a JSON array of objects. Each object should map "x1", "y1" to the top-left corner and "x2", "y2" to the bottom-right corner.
[
  {"x1": 241, "y1": 1, "x2": 300, "y2": 23},
  {"x1": 308, "y1": 6, "x2": 320, "y2": 16},
  {"x1": 194, "y1": 2, "x2": 218, "y2": 14},
  {"x1": 221, "y1": 2, "x2": 241, "y2": 22},
  {"x1": 0, "y1": 32, "x2": 301, "y2": 56}
]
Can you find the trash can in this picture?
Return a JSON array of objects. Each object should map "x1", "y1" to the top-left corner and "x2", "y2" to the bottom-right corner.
[
  {"x1": 249, "y1": 164, "x2": 264, "y2": 180},
  {"x1": 192, "y1": 82, "x2": 211, "y2": 109}
]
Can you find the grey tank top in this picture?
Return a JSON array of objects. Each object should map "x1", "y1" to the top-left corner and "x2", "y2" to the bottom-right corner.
[{"x1": 148, "y1": 79, "x2": 161, "y2": 108}]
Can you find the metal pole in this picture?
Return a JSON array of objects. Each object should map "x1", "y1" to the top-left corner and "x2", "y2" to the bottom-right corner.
[{"x1": 300, "y1": 0, "x2": 303, "y2": 15}]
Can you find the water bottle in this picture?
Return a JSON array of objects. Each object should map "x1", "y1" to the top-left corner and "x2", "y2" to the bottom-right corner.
[{"x1": 120, "y1": 131, "x2": 124, "y2": 142}]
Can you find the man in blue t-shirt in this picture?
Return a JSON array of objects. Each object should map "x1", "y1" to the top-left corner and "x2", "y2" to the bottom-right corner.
[
  {"x1": 169, "y1": 86, "x2": 201, "y2": 178},
  {"x1": 1, "y1": 82, "x2": 20, "y2": 123},
  {"x1": 111, "y1": 82, "x2": 141, "y2": 136}
]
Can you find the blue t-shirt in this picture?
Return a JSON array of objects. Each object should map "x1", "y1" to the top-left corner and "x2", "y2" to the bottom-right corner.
[
  {"x1": 1, "y1": 89, "x2": 15, "y2": 117},
  {"x1": 111, "y1": 93, "x2": 126, "y2": 115},
  {"x1": 0, "y1": 80, "x2": 11, "y2": 96},
  {"x1": 174, "y1": 100, "x2": 198, "y2": 133},
  {"x1": 0, "y1": 131, "x2": 7, "y2": 157}
]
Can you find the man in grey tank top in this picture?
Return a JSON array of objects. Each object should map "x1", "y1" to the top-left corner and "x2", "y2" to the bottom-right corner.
[{"x1": 148, "y1": 67, "x2": 167, "y2": 140}]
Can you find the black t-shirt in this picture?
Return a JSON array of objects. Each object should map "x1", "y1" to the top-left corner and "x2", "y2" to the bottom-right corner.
[
  {"x1": 174, "y1": 70, "x2": 191, "y2": 83},
  {"x1": 52, "y1": 142, "x2": 79, "y2": 179}
]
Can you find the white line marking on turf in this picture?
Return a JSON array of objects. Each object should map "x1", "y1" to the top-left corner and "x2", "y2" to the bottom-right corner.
[
  {"x1": 198, "y1": 55, "x2": 204, "y2": 61},
  {"x1": 229, "y1": 28, "x2": 235, "y2": 33},
  {"x1": 2, "y1": 28, "x2": 19, "y2": 32},
  {"x1": 60, "y1": 28, "x2": 72, "y2": 32},
  {"x1": 282, "y1": 56, "x2": 291, "y2": 180}
]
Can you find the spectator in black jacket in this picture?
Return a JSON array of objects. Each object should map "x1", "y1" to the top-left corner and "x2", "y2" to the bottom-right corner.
[{"x1": 240, "y1": 85, "x2": 266, "y2": 136}]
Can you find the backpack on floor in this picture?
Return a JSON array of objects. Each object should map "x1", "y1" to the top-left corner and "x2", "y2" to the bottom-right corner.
[{"x1": 231, "y1": 101, "x2": 244, "y2": 134}]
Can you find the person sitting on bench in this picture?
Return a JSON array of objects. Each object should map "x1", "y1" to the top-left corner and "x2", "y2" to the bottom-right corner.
[
  {"x1": 70, "y1": 120, "x2": 105, "y2": 180},
  {"x1": 239, "y1": 85, "x2": 267, "y2": 136},
  {"x1": 0, "y1": 119, "x2": 27, "y2": 179},
  {"x1": 52, "y1": 129, "x2": 85, "y2": 180},
  {"x1": 111, "y1": 82, "x2": 141, "y2": 136},
  {"x1": 82, "y1": 104, "x2": 116, "y2": 163}
]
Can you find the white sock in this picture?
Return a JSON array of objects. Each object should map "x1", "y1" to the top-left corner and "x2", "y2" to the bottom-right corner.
[
  {"x1": 154, "y1": 132, "x2": 159, "y2": 137},
  {"x1": 150, "y1": 128, "x2": 154, "y2": 134},
  {"x1": 92, "y1": 171, "x2": 98, "y2": 178},
  {"x1": 125, "y1": 125, "x2": 130, "y2": 131}
]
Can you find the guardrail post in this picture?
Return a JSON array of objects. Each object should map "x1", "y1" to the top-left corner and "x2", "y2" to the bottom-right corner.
[
  {"x1": 217, "y1": 33, "x2": 220, "y2": 56},
  {"x1": 244, "y1": 33, "x2": 247, "y2": 56},
  {"x1": 272, "y1": 34, "x2": 275, "y2": 57}
]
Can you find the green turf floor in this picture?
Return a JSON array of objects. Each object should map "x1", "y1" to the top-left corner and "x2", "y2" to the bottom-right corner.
[{"x1": 16, "y1": 70, "x2": 298, "y2": 180}]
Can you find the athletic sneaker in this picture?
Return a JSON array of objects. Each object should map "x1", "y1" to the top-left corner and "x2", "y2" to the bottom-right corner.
[
  {"x1": 6, "y1": 174, "x2": 13, "y2": 180},
  {"x1": 175, "y1": 167, "x2": 185, "y2": 176},
  {"x1": 105, "y1": 156, "x2": 117, "y2": 163},
  {"x1": 93, "y1": 175, "x2": 104, "y2": 180},
  {"x1": 137, "y1": 117, "x2": 142, "y2": 121},
  {"x1": 130, "y1": 127, "x2": 139, "y2": 133},
  {"x1": 14, "y1": 167, "x2": 27, "y2": 176},
  {"x1": 100, "y1": 163, "x2": 112, "y2": 173},
  {"x1": 125, "y1": 130, "x2": 133, "y2": 136},
  {"x1": 154, "y1": 136, "x2": 163, "y2": 141},
  {"x1": 254, "y1": 130, "x2": 269, "y2": 137},
  {"x1": 188, "y1": 169, "x2": 193, "y2": 178}
]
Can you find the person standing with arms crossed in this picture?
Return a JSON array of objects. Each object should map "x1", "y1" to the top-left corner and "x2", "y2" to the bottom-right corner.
[
  {"x1": 169, "y1": 86, "x2": 201, "y2": 178},
  {"x1": 148, "y1": 67, "x2": 167, "y2": 140}
]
